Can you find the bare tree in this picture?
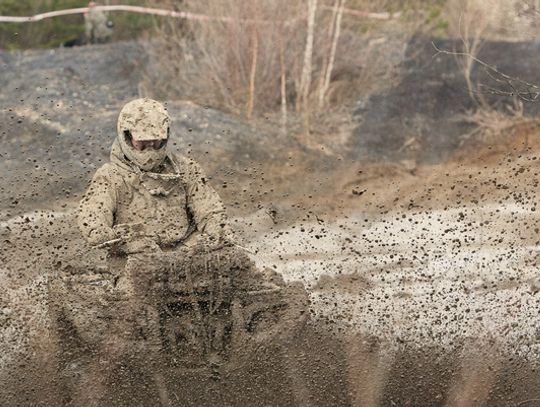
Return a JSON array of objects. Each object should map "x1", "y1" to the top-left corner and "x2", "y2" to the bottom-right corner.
[
  {"x1": 318, "y1": 0, "x2": 346, "y2": 108},
  {"x1": 298, "y1": 0, "x2": 318, "y2": 116},
  {"x1": 430, "y1": 0, "x2": 540, "y2": 145},
  {"x1": 246, "y1": 0, "x2": 259, "y2": 120}
]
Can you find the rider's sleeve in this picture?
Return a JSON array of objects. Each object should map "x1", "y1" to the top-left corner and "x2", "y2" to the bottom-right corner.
[
  {"x1": 77, "y1": 165, "x2": 118, "y2": 246},
  {"x1": 183, "y1": 158, "x2": 235, "y2": 243}
]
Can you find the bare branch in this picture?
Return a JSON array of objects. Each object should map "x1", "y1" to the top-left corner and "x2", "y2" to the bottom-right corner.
[
  {"x1": 432, "y1": 41, "x2": 540, "y2": 102},
  {"x1": 318, "y1": 0, "x2": 345, "y2": 109}
]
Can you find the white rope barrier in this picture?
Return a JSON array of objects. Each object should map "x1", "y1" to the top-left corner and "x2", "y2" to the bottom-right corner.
[
  {"x1": 0, "y1": 4, "x2": 399, "y2": 24},
  {"x1": 321, "y1": 6, "x2": 401, "y2": 20},
  {"x1": 0, "y1": 6, "x2": 232, "y2": 23}
]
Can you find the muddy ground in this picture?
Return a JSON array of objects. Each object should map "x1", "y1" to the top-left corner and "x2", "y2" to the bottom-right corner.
[{"x1": 1, "y1": 39, "x2": 540, "y2": 406}]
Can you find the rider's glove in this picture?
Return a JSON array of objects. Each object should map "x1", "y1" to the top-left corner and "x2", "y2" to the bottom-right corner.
[
  {"x1": 87, "y1": 227, "x2": 117, "y2": 246},
  {"x1": 123, "y1": 238, "x2": 161, "y2": 254},
  {"x1": 112, "y1": 223, "x2": 161, "y2": 254}
]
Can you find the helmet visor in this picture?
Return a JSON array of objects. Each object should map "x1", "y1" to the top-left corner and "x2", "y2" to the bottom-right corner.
[{"x1": 124, "y1": 130, "x2": 168, "y2": 151}]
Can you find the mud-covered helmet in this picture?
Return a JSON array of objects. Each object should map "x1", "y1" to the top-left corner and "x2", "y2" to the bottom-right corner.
[{"x1": 117, "y1": 98, "x2": 170, "y2": 171}]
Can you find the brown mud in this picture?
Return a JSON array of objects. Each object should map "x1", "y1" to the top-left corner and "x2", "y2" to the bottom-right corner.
[
  {"x1": 3, "y1": 133, "x2": 540, "y2": 405},
  {"x1": 2, "y1": 40, "x2": 540, "y2": 406}
]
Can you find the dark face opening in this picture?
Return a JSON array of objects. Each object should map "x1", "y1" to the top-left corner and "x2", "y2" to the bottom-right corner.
[{"x1": 124, "y1": 130, "x2": 167, "y2": 151}]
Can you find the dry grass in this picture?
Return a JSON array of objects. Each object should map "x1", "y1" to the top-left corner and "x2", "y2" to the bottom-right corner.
[
  {"x1": 461, "y1": 100, "x2": 540, "y2": 147},
  {"x1": 144, "y1": 0, "x2": 304, "y2": 117},
  {"x1": 142, "y1": 0, "x2": 539, "y2": 143},
  {"x1": 141, "y1": 0, "x2": 408, "y2": 134}
]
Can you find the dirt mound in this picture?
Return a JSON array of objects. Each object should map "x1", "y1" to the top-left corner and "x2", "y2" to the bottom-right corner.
[
  {"x1": 0, "y1": 42, "x2": 144, "y2": 109},
  {"x1": 0, "y1": 42, "x2": 315, "y2": 221}
]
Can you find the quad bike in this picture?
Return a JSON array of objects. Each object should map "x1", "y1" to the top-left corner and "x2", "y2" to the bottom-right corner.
[{"x1": 48, "y1": 242, "x2": 310, "y2": 406}]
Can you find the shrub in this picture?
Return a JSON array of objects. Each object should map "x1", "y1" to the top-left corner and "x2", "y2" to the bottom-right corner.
[{"x1": 143, "y1": 0, "x2": 361, "y2": 128}]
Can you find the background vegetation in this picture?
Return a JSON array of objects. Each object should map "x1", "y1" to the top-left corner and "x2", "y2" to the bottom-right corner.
[
  {"x1": 0, "y1": 0, "x2": 449, "y2": 50},
  {"x1": 1, "y1": 0, "x2": 537, "y2": 137}
]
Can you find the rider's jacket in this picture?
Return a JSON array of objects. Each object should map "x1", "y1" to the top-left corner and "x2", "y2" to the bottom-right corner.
[{"x1": 78, "y1": 139, "x2": 232, "y2": 249}]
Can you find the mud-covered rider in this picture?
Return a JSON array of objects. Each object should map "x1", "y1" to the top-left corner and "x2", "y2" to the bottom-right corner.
[
  {"x1": 68, "y1": 98, "x2": 247, "y2": 405},
  {"x1": 58, "y1": 98, "x2": 307, "y2": 405},
  {"x1": 78, "y1": 98, "x2": 234, "y2": 255}
]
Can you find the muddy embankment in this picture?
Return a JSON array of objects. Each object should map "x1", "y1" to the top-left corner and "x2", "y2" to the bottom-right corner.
[{"x1": 1, "y1": 38, "x2": 540, "y2": 405}]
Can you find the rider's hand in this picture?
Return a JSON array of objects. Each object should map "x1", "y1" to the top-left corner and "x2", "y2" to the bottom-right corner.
[
  {"x1": 123, "y1": 237, "x2": 161, "y2": 254},
  {"x1": 88, "y1": 227, "x2": 117, "y2": 247},
  {"x1": 112, "y1": 223, "x2": 161, "y2": 254},
  {"x1": 113, "y1": 223, "x2": 145, "y2": 241},
  {"x1": 192, "y1": 233, "x2": 234, "y2": 254}
]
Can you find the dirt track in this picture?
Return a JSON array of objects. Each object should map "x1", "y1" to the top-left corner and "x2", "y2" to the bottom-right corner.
[
  {"x1": 245, "y1": 141, "x2": 540, "y2": 405},
  {"x1": 3, "y1": 140, "x2": 540, "y2": 405},
  {"x1": 2, "y1": 40, "x2": 540, "y2": 405}
]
